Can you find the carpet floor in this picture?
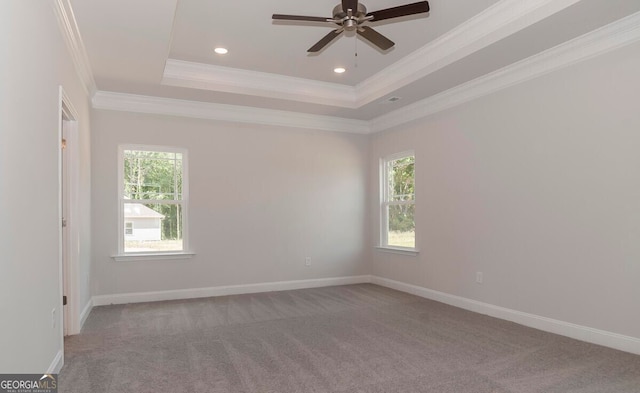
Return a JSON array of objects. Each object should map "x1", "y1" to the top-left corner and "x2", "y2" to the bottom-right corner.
[{"x1": 60, "y1": 284, "x2": 640, "y2": 392}]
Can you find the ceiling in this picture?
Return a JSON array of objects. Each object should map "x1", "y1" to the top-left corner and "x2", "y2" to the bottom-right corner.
[{"x1": 69, "y1": 0, "x2": 640, "y2": 123}]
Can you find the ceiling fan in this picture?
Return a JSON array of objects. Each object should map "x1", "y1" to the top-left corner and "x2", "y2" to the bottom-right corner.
[{"x1": 273, "y1": 0, "x2": 430, "y2": 53}]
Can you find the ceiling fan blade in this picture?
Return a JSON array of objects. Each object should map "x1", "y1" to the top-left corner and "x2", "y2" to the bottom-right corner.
[
  {"x1": 367, "y1": 1, "x2": 430, "y2": 22},
  {"x1": 357, "y1": 26, "x2": 394, "y2": 50},
  {"x1": 272, "y1": 14, "x2": 331, "y2": 23},
  {"x1": 342, "y1": 0, "x2": 358, "y2": 13},
  {"x1": 308, "y1": 29, "x2": 343, "y2": 52}
]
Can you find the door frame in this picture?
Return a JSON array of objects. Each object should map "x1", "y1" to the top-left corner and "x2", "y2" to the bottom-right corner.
[{"x1": 58, "y1": 86, "x2": 81, "y2": 336}]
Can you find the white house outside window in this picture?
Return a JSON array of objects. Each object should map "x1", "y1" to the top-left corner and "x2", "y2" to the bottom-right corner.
[
  {"x1": 381, "y1": 152, "x2": 415, "y2": 250},
  {"x1": 118, "y1": 146, "x2": 188, "y2": 255}
]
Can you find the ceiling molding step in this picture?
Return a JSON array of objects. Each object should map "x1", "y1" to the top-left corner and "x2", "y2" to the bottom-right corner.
[
  {"x1": 52, "y1": 0, "x2": 96, "y2": 95},
  {"x1": 92, "y1": 91, "x2": 371, "y2": 134},
  {"x1": 355, "y1": 0, "x2": 583, "y2": 106},
  {"x1": 161, "y1": 0, "x2": 584, "y2": 110},
  {"x1": 162, "y1": 59, "x2": 357, "y2": 108},
  {"x1": 371, "y1": 11, "x2": 640, "y2": 133}
]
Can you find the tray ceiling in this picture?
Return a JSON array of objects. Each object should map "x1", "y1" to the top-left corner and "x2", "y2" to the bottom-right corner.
[{"x1": 69, "y1": 0, "x2": 640, "y2": 125}]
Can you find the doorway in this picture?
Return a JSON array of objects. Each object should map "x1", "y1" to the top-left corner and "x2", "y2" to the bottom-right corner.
[{"x1": 59, "y1": 87, "x2": 80, "y2": 337}]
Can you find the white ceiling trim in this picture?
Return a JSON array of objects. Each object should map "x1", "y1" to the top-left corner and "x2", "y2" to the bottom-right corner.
[
  {"x1": 355, "y1": 0, "x2": 583, "y2": 106},
  {"x1": 52, "y1": 0, "x2": 96, "y2": 95},
  {"x1": 92, "y1": 11, "x2": 640, "y2": 136},
  {"x1": 92, "y1": 91, "x2": 371, "y2": 134},
  {"x1": 161, "y1": 0, "x2": 583, "y2": 108},
  {"x1": 371, "y1": 11, "x2": 640, "y2": 133},
  {"x1": 163, "y1": 59, "x2": 357, "y2": 108}
]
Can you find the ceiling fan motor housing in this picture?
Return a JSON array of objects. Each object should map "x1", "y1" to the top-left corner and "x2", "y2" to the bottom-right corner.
[{"x1": 333, "y1": 3, "x2": 368, "y2": 31}]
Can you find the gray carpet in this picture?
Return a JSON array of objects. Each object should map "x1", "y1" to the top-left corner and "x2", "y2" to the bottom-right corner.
[{"x1": 60, "y1": 284, "x2": 640, "y2": 392}]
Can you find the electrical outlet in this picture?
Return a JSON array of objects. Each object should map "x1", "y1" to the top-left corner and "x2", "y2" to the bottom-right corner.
[
  {"x1": 305, "y1": 257, "x2": 311, "y2": 267},
  {"x1": 476, "y1": 272, "x2": 483, "y2": 284},
  {"x1": 51, "y1": 308, "x2": 56, "y2": 328}
]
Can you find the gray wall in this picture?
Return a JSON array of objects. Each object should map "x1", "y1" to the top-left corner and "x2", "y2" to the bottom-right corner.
[
  {"x1": 370, "y1": 42, "x2": 640, "y2": 339},
  {"x1": 0, "y1": 1, "x2": 92, "y2": 372},
  {"x1": 91, "y1": 111, "x2": 370, "y2": 295}
]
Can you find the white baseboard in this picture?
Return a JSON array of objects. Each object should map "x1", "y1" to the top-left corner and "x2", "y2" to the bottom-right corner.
[
  {"x1": 47, "y1": 350, "x2": 63, "y2": 374},
  {"x1": 371, "y1": 276, "x2": 640, "y2": 356},
  {"x1": 79, "y1": 298, "x2": 93, "y2": 330},
  {"x1": 92, "y1": 275, "x2": 372, "y2": 306},
  {"x1": 88, "y1": 274, "x2": 639, "y2": 355}
]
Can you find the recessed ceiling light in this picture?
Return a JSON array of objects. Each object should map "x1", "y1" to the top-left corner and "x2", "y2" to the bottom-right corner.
[
  {"x1": 214, "y1": 47, "x2": 228, "y2": 55},
  {"x1": 334, "y1": 67, "x2": 346, "y2": 74}
]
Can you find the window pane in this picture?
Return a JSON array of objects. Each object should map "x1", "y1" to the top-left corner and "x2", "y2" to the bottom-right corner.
[
  {"x1": 123, "y1": 150, "x2": 182, "y2": 200},
  {"x1": 124, "y1": 203, "x2": 183, "y2": 252},
  {"x1": 388, "y1": 157, "x2": 414, "y2": 201},
  {"x1": 387, "y1": 203, "x2": 415, "y2": 248},
  {"x1": 175, "y1": 157, "x2": 183, "y2": 199}
]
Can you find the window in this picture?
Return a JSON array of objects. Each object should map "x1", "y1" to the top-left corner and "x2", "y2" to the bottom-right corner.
[
  {"x1": 381, "y1": 152, "x2": 415, "y2": 250},
  {"x1": 124, "y1": 222, "x2": 134, "y2": 236},
  {"x1": 118, "y1": 146, "x2": 188, "y2": 255}
]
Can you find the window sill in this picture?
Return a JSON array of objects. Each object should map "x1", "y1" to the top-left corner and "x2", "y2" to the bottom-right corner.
[
  {"x1": 111, "y1": 252, "x2": 195, "y2": 262},
  {"x1": 375, "y1": 246, "x2": 419, "y2": 256}
]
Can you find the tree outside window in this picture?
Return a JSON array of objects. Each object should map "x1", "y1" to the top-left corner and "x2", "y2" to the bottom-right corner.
[
  {"x1": 381, "y1": 153, "x2": 415, "y2": 249},
  {"x1": 119, "y1": 146, "x2": 187, "y2": 254}
]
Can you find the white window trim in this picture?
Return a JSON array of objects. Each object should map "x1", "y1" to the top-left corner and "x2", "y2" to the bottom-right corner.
[
  {"x1": 379, "y1": 150, "x2": 418, "y2": 254},
  {"x1": 375, "y1": 246, "x2": 419, "y2": 256},
  {"x1": 114, "y1": 144, "x2": 192, "y2": 259},
  {"x1": 112, "y1": 252, "x2": 195, "y2": 262}
]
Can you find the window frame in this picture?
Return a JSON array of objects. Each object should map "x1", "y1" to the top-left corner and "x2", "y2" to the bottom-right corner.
[
  {"x1": 379, "y1": 150, "x2": 417, "y2": 253},
  {"x1": 116, "y1": 144, "x2": 190, "y2": 258}
]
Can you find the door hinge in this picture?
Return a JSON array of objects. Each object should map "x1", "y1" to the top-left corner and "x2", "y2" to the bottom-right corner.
[
  {"x1": 62, "y1": 218, "x2": 67, "y2": 228},
  {"x1": 61, "y1": 138, "x2": 67, "y2": 150},
  {"x1": 63, "y1": 295, "x2": 67, "y2": 306}
]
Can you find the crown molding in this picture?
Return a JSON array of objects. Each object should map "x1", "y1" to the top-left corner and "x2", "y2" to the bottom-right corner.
[
  {"x1": 93, "y1": 11, "x2": 640, "y2": 136},
  {"x1": 52, "y1": 0, "x2": 96, "y2": 95},
  {"x1": 355, "y1": 0, "x2": 583, "y2": 106},
  {"x1": 371, "y1": 11, "x2": 640, "y2": 133},
  {"x1": 160, "y1": 0, "x2": 583, "y2": 109},
  {"x1": 92, "y1": 91, "x2": 371, "y2": 134},
  {"x1": 162, "y1": 59, "x2": 357, "y2": 108}
]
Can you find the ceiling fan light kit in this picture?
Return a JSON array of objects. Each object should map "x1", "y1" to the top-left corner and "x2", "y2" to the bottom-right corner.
[{"x1": 273, "y1": 0, "x2": 430, "y2": 53}]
